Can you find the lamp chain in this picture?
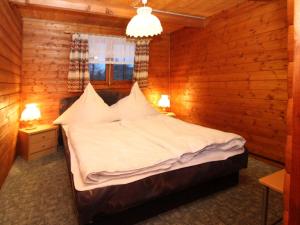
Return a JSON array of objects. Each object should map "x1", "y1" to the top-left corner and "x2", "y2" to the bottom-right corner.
[{"x1": 142, "y1": 0, "x2": 147, "y2": 6}]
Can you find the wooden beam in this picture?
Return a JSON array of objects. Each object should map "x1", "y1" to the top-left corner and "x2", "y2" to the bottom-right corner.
[
  {"x1": 9, "y1": 0, "x2": 205, "y2": 28},
  {"x1": 16, "y1": 5, "x2": 184, "y2": 34}
]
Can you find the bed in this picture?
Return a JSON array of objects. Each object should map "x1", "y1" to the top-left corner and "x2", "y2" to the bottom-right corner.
[{"x1": 59, "y1": 89, "x2": 248, "y2": 225}]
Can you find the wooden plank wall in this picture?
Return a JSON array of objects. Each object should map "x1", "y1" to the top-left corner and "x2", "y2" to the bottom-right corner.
[
  {"x1": 290, "y1": 0, "x2": 300, "y2": 222},
  {"x1": 21, "y1": 18, "x2": 170, "y2": 124},
  {"x1": 284, "y1": 0, "x2": 294, "y2": 223},
  {"x1": 0, "y1": 0, "x2": 22, "y2": 187},
  {"x1": 170, "y1": 0, "x2": 288, "y2": 162},
  {"x1": 145, "y1": 35, "x2": 170, "y2": 106},
  {"x1": 285, "y1": 0, "x2": 300, "y2": 224}
]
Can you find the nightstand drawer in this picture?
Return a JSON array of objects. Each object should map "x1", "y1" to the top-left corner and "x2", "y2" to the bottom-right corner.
[
  {"x1": 29, "y1": 130, "x2": 56, "y2": 145},
  {"x1": 29, "y1": 138, "x2": 57, "y2": 154},
  {"x1": 28, "y1": 147, "x2": 57, "y2": 160}
]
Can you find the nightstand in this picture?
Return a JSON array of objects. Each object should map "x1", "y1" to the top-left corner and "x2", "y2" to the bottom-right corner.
[{"x1": 18, "y1": 124, "x2": 58, "y2": 160}]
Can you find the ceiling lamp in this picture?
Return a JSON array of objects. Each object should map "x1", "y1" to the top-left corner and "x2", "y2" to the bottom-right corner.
[{"x1": 126, "y1": 0, "x2": 163, "y2": 38}]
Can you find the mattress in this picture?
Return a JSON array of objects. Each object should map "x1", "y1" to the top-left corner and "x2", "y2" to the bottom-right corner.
[{"x1": 63, "y1": 120, "x2": 245, "y2": 191}]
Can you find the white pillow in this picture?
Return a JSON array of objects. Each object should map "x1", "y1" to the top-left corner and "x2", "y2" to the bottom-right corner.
[
  {"x1": 53, "y1": 83, "x2": 118, "y2": 125},
  {"x1": 112, "y1": 82, "x2": 159, "y2": 120}
]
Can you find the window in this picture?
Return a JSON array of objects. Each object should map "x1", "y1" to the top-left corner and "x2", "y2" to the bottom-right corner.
[
  {"x1": 88, "y1": 64, "x2": 106, "y2": 81},
  {"x1": 113, "y1": 64, "x2": 134, "y2": 80},
  {"x1": 88, "y1": 35, "x2": 135, "y2": 84}
]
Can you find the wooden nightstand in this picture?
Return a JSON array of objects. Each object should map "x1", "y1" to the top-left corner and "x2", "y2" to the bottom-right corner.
[{"x1": 18, "y1": 124, "x2": 58, "y2": 160}]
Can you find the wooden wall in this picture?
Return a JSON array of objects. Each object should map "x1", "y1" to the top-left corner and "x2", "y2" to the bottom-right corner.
[
  {"x1": 21, "y1": 18, "x2": 170, "y2": 124},
  {"x1": 289, "y1": 0, "x2": 300, "y2": 222},
  {"x1": 285, "y1": 0, "x2": 300, "y2": 224},
  {"x1": 284, "y1": 0, "x2": 294, "y2": 223},
  {"x1": 145, "y1": 35, "x2": 170, "y2": 106},
  {"x1": 170, "y1": 0, "x2": 288, "y2": 162},
  {"x1": 0, "y1": 0, "x2": 22, "y2": 186}
]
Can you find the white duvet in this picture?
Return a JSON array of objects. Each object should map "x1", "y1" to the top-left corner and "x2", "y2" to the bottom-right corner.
[{"x1": 67, "y1": 115, "x2": 246, "y2": 185}]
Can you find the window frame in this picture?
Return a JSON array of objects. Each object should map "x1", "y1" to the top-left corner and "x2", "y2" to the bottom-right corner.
[
  {"x1": 88, "y1": 63, "x2": 109, "y2": 84},
  {"x1": 110, "y1": 64, "x2": 134, "y2": 85},
  {"x1": 90, "y1": 64, "x2": 133, "y2": 86}
]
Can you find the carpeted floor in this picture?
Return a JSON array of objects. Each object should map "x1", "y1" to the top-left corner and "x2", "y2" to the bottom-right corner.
[{"x1": 0, "y1": 149, "x2": 283, "y2": 225}]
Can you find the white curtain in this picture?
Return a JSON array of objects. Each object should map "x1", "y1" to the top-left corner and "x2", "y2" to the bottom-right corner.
[{"x1": 88, "y1": 35, "x2": 135, "y2": 65}]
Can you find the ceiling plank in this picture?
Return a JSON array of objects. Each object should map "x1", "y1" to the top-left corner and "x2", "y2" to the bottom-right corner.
[
  {"x1": 9, "y1": 0, "x2": 205, "y2": 28},
  {"x1": 17, "y1": 5, "x2": 129, "y2": 28},
  {"x1": 16, "y1": 4, "x2": 185, "y2": 34}
]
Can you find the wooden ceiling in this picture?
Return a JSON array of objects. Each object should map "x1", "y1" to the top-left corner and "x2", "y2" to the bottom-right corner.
[
  {"x1": 9, "y1": 0, "x2": 248, "y2": 33},
  {"x1": 101, "y1": 0, "x2": 248, "y2": 17}
]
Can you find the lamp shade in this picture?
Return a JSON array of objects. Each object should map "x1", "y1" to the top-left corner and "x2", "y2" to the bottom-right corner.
[
  {"x1": 20, "y1": 103, "x2": 41, "y2": 121},
  {"x1": 126, "y1": 6, "x2": 163, "y2": 38},
  {"x1": 158, "y1": 95, "x2": 170, "y2": 108}
]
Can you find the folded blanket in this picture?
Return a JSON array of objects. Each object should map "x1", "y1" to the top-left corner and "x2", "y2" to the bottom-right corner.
[{"x1": 120, "y1": 115, "x2": 245, "y2": 162}]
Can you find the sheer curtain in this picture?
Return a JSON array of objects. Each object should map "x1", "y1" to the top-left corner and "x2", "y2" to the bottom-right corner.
[{"x1": 88, "y1": 35, "x2": 135, "y2": 65}]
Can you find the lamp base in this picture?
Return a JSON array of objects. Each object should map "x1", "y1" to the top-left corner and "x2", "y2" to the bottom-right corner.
[
  {"x1": 25, "y1": 125, "x2": 37, "y2": 130},
  {"x1": 23, "y1": 121, "x2": 38, "y2": 130},
  {"x1": 160, "y1": 107, "x2": 168, "y2": 112}
]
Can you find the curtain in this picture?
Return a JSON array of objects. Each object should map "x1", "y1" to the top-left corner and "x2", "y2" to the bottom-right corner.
[
  {"x1": 88, "y1": 35, "x2": 135, "y2": 65},
  {"x1": 133, "y1": 39, "x2": 150, "y2": 88},
  {"x1": 67, "y1": 33, "x2": 90, "y2": 92}
]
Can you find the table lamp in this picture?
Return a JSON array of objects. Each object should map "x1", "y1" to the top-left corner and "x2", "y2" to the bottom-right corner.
[
  {"x1": 20, "y1": 103, "x2": 41, "y2": 130},
  {"x1": 158, "y1": 94, "x2": 170, "y2": 112}
]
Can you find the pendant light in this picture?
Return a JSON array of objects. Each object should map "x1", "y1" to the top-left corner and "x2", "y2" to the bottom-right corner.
[{"x1": 126, "y1": 0, "x2": 163, "y2": 38}]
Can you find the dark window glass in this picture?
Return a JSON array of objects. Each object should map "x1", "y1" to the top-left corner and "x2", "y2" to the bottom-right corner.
[
  {"x1": 113, "y1": 64, "x2": 133, "y2": 81},
  {"x1": 89, "y1": 64, "x2": 106, "y2": 81}
]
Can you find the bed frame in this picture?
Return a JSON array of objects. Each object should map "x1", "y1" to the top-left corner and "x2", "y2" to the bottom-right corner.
[{"x1": 59, "y1": 89, "x2": 248, "y2": 225}]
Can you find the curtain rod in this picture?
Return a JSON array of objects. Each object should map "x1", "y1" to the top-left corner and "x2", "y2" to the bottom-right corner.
[
  {"x1": 63, "y1": 32, "x2": 152, "y2": 41},
  {"x1": 63, "y1": 31, "x2": 126, "y2": 38}
]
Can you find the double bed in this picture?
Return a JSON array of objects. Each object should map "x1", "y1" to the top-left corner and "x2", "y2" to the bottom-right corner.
[{"x1": 59, "y1": 88, "x2": 248, "y2": 225}]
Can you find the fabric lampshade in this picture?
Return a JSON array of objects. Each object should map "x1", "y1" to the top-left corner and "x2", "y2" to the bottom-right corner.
[
  {"x1": 158, "y1": 95, "x2": 170, "y2": 108},
  {"x1": 20, "y1": 104, "x2": 41, "y2": 121}
]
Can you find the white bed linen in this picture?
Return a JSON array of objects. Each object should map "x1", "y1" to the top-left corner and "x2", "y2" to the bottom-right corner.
[
  {"x1": 120, "y1": 115, "x2": 245, "y2": 163},
  {"x1": 64, "y1": 115, "x2": 246, "y2": 191},
  {"x1": 67, "y1": 115, "x2": 245, "y2": 184},
  {"x1": 64, "y1": 124, "x2": 244, "y2": 191}
]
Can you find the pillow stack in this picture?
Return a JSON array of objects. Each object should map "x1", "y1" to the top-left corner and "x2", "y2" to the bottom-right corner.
[
  {"x1": 111, "y1": 82, "x2": 158, "y2": 121},
  {"x1": 54, "y1": 82, "x2": 159, "y2": 125}
]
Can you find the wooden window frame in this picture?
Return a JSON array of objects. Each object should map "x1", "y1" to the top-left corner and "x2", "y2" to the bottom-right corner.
[
  {"x1": 89, "y1": 64, "x2": 109, "y2": 85},
  {"x1": 91, "y1": 64, "x2": 132, "y2": 86},
  {"x1": 109, "y1": 64, "x2": 132, "y2": 86}
]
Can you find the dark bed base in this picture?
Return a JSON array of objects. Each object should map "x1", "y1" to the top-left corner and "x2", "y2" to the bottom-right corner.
[{"x1": 90, "y1": 172, "x2": 239, "y2": 225}]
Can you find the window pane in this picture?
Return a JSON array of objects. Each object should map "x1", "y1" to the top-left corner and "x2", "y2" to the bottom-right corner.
[
  {"x1": 113, "y1": 64, "x2": 124, "y2": 80},
  {"x1": 113, "y1": 64, "x2": 133, "y2": 81},
  {"x1": 125, "y1": 64, "x2": 134, "y2": 80},
  {"x1": 89, "y1": 64, "x2": 106, "y2": 81}
]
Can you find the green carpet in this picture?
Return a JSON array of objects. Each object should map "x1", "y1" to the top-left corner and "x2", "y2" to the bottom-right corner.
[{"x1": 0, "y1": 149, "x2": 283, "y2": 225}]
